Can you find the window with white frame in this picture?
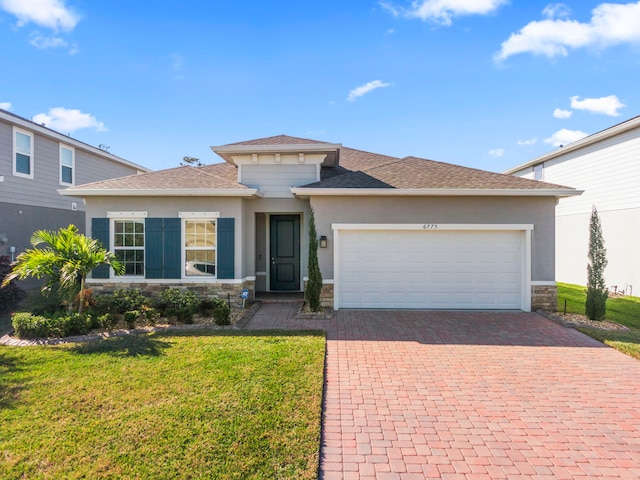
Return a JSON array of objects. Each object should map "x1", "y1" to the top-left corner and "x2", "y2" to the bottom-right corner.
[
  {"x1": 533, "y1": 163, "x2": 544, "y2": 181},
  {"x1": 113, "y1": 219, "x2": 145, "y2": 276},
  {"x1": 184, "y1": 219, "x2": 217, "y2": 276},
  {"x1": 60, "y1": 145, "x2": 75, "y2": 185},
  {"x1": 14, "y1": 128, "x2": 34, "y2": 178}
]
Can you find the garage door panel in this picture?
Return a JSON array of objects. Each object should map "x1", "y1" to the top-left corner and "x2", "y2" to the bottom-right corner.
[{"x1": 338, "y1": 230, "x2": 522, "y2": 309}]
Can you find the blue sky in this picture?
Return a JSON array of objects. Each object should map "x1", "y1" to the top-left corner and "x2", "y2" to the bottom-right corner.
[{"x1": 2, "y1": 0, "x2": 640, "y2": 173}]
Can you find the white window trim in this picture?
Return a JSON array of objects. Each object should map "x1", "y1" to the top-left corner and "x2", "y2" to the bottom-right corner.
[
  {"x1": 179, "y1": 211, "x2": 220, "y2": 218},
  {"x1": 111, "y1": 217, "x2": 146, "y2": 278},
  {"x1": 59, "y1": 144, "x2": 75, "y2": 186},
  {"x1": 13, "y1": 127, "x2": 34, "y2": 179},
  {"x1": 181, "y1": 216, "x2": 218, "y2": 279},
  {"x1": 107, "y1": 211, "x2": 148, "y2": 218}
]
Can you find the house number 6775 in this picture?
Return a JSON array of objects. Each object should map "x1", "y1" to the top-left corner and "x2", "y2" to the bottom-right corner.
[{"x1": 423, "y1": 224, "x2": 438, "y2": 230}]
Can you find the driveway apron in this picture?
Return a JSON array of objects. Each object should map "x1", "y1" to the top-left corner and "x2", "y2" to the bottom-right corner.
[{"x1": 245, "y1": 306, "x2": 640, "y2": 479}]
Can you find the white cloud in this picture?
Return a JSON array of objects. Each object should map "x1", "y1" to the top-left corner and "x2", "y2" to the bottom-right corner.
[
  {"x1": 380, "y1": 0, "x2": 508, "y2": 26},
  {"x1": 29, "y1": 33, "x2": 67, "y2": 49},
  {"x1": 495, "y1": 1, "x2": 640, "y2": 61},
  {"x1": 553, "y1": 108, "x2": 572, "y2": 119},
  {"x1": 542, "y1": 3, "x2": 571, "y2": 19},
  {"x1": 517, "y1": 138, "x2": 537, "y2": 146},
  {"x1": 32, "y1": 107, "x2": 106, "y2": 133},
  {"x1": 570, "y1": 95, "x2": 625, "y2": 116},
  {"x1": 488, "y1": 148, "x2": 505, "y2": 157},
  {"x1": 347, "y1": 80, "x2": 391, "y2": 102},
  {"x1": 544, "y1": 128, "x2": 589, "y2": 147},
  {"x1": 0, "y1": 102, "x2": 11, "y2": 110},
  {"x1": 0, "y1": 0, "x2": 80, "y2": 31}
]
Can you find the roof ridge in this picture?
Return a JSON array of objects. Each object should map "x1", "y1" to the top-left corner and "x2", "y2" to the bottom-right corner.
[{"x1": 222, "y1": 134, "x2": 328, "y2": 146}]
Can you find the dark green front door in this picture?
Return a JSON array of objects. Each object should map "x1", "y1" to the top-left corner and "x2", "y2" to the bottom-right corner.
[{"x1": 270, "y1": 215, "x2": 300, "y2": 291}]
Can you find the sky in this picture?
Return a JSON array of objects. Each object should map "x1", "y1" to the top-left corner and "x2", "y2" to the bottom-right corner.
[{"x1": 1, "y1": 0, "x2": 640, "y2": 173}]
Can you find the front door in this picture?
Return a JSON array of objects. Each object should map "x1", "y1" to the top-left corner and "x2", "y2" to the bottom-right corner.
[{"x1": 269, "y1": 215, "x2": 300, "y2": 291}]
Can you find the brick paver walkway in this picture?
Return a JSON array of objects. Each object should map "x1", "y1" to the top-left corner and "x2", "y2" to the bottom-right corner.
[{"x1": 245, "y1": 305, "x2": 640, "y2": 479}]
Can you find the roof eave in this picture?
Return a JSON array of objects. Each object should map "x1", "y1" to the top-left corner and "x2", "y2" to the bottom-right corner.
[
  {"x1": 504, "y1": 115, "x2": 640, "y2": 174},
  {"x1": 59, "y1": 188, "x2": 263, "y2": 198},
  {"x1": 291, "y1": 187, "x2": 583, "y2": 198},
  {"x1": 211, "y1": 142, "x2": 342, "y2": 167}
]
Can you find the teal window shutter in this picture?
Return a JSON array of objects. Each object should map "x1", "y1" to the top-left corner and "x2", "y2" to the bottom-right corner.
[
  {"x1": 145, "y1": 218, "x2": 181, "y2": 279},
  {"x1": 163, "y1": 218, "x2": 181, "y2": 279},
  {"x1": 91, "y1": 218, "x2": 110, "y2": 279},
  {"x1": 217, "y1": 218, "x2": 235, "y2": 279},
  {"x1": 145, "y1": 218, "x2": 164, "y2": 279}
]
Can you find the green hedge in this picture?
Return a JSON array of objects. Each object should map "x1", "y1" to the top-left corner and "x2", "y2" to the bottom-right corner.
[{"x1": 12, "y1": 312, "x2": 96, "y2": 339}]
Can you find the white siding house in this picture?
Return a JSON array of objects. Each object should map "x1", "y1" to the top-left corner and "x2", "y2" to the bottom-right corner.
[{"x1": 505, "y1": 115, "x2": 640, "y2": 296}]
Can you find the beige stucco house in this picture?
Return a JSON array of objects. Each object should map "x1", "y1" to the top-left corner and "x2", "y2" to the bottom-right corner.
[{"x1": 62, "y1": 135, "x2": 581, "y2": 311}]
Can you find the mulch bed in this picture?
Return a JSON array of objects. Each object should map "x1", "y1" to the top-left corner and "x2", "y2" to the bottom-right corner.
[{"x1": 539, "y1": 310, "x2": 630, "y2": 332}]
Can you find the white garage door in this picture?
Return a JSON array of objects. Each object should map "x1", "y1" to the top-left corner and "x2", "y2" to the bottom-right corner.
[{"x1": 337, "y1": 229, "x2": 523, "y2": 309}]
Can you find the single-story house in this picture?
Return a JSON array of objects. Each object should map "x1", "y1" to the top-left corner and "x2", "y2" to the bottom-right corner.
[
  {"x1": 61, "y1": 135, "x2": 581, "y2": 311},
  {"x1": 505, "y1": 115, "x2": 640, "y2": 296}
]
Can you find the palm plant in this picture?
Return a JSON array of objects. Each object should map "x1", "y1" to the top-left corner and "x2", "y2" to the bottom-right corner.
[{"x1": 2, "y1": 224, "x2": 124, "y2": 313}]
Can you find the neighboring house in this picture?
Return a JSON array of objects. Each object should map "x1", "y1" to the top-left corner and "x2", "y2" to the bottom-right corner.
[
  {"x1": 505, "y1": 116, "x2": 640, "y2": 296},
  {"x1": 62, "y1": 135, "x2": 580, "y2": 311},
  {"x1": 0, "y1": 108, "x2": 150, "y2": 263}
]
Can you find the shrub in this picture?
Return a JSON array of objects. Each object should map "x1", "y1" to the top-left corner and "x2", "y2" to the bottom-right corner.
[
  {"x1": 13, "y1": 312, "x2": 57, "y2": 339},
  {"x1": 141, "y1": 305, "x2": 160, "y2": 325},
  {"x1": 96, "y1": 313, "x2": 118, "y2": 331},
  {"x1": 585, "y1": 206, "x2": 608, "y2": 320},
  {"x1": 0, "y1": 255, "x2": 25, "y2": 314},
  {"x1": 12, "y1": 311, "x2": 95, "y2": 339},
  {"x1": 211, "y1": 298, "x2": 231, "y2": 325},
  {"x1": 158, "y1": 288, "x2": 200, "y2": 324},
  {"x1": 108, "y1": 289, "x2": 148, "y2": 314},
  {"x1": 305, "y1": 207, "x2": 323, "y2": 312},
  {"x1": 124, "y1": 310, "x2": 140, "y2": 329},
  {"x1": 65, "y1": 312, "x2": 93, "y2": 336}
]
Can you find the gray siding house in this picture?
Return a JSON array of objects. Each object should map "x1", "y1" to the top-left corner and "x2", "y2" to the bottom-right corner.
[
  {"x1": 63, "y1": 135, "x2": 581, "y2": 311},
  {"x1": 0, "y1": 109, "x2": 149, "y2": 263}
]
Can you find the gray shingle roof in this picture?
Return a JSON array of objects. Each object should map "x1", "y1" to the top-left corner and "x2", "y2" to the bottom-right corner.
[
  {"x1": 309, "y1": 156, "x2": 572, "y2": 190},
  {"x1": 65, "y1": 135, "x2": 576, "y2": 194},
  {"x1": 68, "y1": 164, "x2": 248, "y2": 191},
  {"x1": 223, "y1": 134, "x2": 328, "y2": 146}
]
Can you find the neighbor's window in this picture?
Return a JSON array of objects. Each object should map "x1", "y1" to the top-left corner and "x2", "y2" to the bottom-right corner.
[
  {"x1": 534, "y1": 163, "x2": 544, "y2": 181},
  {"x1": 60, "y1": 145, "x2": 74, "y2": 185},
  {"x1": 184, "y1": 219, "x2": 216, "y2": 276},
  {"x1": 14, "y1": 128, "x2": 34, "y2": 178},
  {"x1": 113, "y1": 219, "x2": 145, "y2": 276}
]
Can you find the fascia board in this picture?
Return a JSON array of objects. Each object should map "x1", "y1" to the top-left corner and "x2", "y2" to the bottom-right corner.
[
  {"x1": 211, "y1": 143, "x2": 341, "y2": 154},
  {"x1": 291, "y1": 187, "x2": 583, "y2": 197},
  {"x1": 504, "y1": 115, "x2": 640, "y2": 174},
  {"x1": 58, "y1": 188, "x2": 263, "y2": 197}
]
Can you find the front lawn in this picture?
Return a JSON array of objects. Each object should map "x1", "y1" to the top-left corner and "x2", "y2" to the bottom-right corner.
[
  {"x1": 0, "y1": 330, "x2": 325, "y2": 479},
  {"x1": 557, "y1": 282, "x2": 640, "y2": 359}
]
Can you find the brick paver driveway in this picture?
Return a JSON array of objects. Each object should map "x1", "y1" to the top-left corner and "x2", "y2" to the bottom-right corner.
[{"x1": 246, "y1": 306, "x2": 640, "y2": 479}]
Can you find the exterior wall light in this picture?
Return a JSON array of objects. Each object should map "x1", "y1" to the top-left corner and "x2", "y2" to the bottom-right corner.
[{"x1": 319, "y1": 235, "x2": 328, "y2": 248}]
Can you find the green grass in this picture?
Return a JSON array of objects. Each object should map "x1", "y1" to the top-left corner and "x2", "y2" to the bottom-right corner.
[
  {"x1": 0, "y1": 330, "x2": 325, "y2": 479},
  {"x1": 558, "y1": 282, "x2": 640, "y2": 359}
]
